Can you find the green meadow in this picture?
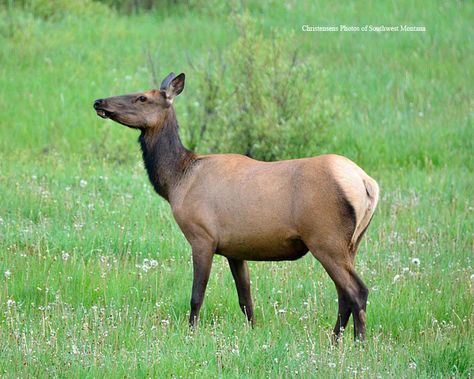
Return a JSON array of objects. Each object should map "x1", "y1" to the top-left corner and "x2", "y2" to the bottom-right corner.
[{"x1": 0, "y1": 1, "x2": 472, "y2": 377}]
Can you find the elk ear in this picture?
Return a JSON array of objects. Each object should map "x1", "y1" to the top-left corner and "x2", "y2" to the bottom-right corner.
[
  {"x1": 160, "y1": 72, "x2": 176, "y2": 91},
  {"x1": 165, "y1": 73, "x2": 185, "y2": 103}
]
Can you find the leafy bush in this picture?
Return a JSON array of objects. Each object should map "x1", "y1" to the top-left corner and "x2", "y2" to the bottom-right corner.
[{"x1": 179, "y1": 14, "x2": 341, "y2": 160}]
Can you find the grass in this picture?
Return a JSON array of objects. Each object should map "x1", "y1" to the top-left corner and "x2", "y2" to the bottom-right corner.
[{"x1": 0, "y1": 0, "x2": 473, "y2": 377}]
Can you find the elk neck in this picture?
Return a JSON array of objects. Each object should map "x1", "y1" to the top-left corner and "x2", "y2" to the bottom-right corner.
[{"x1": 138, "y1": 107, "x2": 196, "y2": 201}]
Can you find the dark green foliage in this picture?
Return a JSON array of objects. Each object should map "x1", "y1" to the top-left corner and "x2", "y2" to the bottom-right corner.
[{"x1": 1, "y1": 0, "x2": 108, "y2": 20}]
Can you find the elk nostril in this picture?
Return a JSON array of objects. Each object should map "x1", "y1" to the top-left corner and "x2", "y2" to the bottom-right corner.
[{"x1": 93, "y1": 99, "x2": 103, "y2": 109}]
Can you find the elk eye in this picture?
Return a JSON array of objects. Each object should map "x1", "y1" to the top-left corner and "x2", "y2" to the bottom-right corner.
[{"x1": 138, "y1": 96, "x2": 147, "y2": 102}]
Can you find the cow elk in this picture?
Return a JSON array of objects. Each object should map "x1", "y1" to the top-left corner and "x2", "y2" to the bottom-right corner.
[{"x1": 93, "y1": 72, "x2": 379, "y2": 341}]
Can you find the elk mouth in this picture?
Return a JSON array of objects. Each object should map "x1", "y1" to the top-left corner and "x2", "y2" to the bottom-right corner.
[{"x1": 95, "y1": 109, "x2": 113, "y2": 119}]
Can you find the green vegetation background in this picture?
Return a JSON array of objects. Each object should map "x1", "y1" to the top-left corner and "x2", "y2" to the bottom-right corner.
[{"x1": 0, "y1": 1, "x2": 472, "y2": 377}]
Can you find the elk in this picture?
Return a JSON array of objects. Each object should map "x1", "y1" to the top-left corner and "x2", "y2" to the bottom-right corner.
[{"x1": 93, "y1": 72, "x2": 379, "y2": 341}]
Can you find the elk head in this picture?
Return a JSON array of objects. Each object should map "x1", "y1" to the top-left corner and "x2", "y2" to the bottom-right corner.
[{"x1": 93, "y1": 72, "x2": 185, "y2": 129}]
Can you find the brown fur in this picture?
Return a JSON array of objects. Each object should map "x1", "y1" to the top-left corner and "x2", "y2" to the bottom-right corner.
[{"x1": 93, "y1": 72, "x2": 380, "y2": 341}]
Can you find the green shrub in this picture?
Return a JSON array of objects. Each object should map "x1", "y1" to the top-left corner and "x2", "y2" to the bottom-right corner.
[{"x1": 180, "y1": 14, "x2": 341, "y2": 160}]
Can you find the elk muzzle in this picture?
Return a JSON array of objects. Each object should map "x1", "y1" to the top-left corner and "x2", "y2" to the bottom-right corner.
[{"x1": 93, "y1": 98, "x2": 112, "y2": 119}]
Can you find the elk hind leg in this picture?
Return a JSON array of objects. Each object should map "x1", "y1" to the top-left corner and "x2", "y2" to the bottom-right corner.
[{"x1": 308, "y1": 243, "x2": 369, "y2": 341}]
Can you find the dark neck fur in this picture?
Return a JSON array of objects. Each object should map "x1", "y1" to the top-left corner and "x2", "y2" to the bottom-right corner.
[{"x1": 138, "y1": 108, "x2": 196, "y2": 201}]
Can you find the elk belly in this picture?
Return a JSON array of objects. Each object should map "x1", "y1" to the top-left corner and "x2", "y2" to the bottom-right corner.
[{"x1": 216, "y1": 229, "x2": 308, "y2": 261}]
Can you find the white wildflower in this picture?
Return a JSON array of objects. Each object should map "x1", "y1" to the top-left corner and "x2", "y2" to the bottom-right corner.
[
  {"x1": 411, "y1": 258, "x2": 420, "y2": 266},
  {"x1": 73, "y1": 222, "x2": 84, "y2": 231},
  {"x1": 402, "y1": 267, "x2": 410, "y2": 273},
  {"x1": 328, "y1": 362, "x2": 336, "y2": 368},
  {"x1": 4, "y1": 270, "x2": 11, "y2": 279},
  {"x1": 7, "y1": 299, "x2": 15, "y2": 307},
  {"x1": 62, "y1": 252, "x2": 70, "y2": 261},
  {"x1": 79, "y1": 179, "x2": 87, "y2": 188},
  {"x1": 71, "y1": 344, "x2": 79, "y2": 355},
  {"x1": 409, "y1": 362, "x2": 417, "y2": 369},
  {"x1": 137, "y1": 258, "x2": 158, "y2": 272},
  {"x1": 393, "y1": 274, "x2": 401, "y2": 283}
]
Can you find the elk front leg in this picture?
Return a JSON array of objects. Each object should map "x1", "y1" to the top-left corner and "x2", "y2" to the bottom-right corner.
[
  {"x1": 189, "y1": 245, "x2": 213, "y2": 328},
  {"x1": 228, "y1": 258, "x2": 254, "y2": 324}
]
